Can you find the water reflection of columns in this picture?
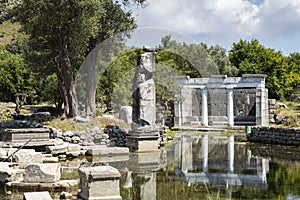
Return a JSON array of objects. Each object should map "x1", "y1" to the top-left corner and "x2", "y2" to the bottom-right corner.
[
  {"x1": 257, "y1": 158, "x2": 269, "y2": 184},
  {"x1": 202, "y1": 134, "x2": 209, "y2": 173},
  {"x1": 181, "y1": 136, "x2": 193, "y2": 173},
  {"x1": 228, "y1": 135, "x2": 234, "y2": 173},
  {"x1": 132, "y1": 172, "x2": 156, "y2": 200}
]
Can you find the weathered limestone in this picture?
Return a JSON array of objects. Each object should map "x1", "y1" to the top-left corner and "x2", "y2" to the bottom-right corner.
[
  {"x1": 0, "y1": 163, "x2": 24, "y2": 183},
  {"x1": 78, "y1": 166, "x2": 121, "y2": 200},
  {"x1": 46, "y1": 143, "x2": 81, "y2": 155},
  {"x1": 0, "y1": 127, "x2": 53, "y2": 147},
  {"x1": 119, "y1": 106, "x2": 132, "y2": 124},
  {"x1": 85, "y1": 146, "x2": 129, "y2": 156},
  {"x1": 174, "y1": 74, "x2": 269, "y2": 127},
  {"x1": 6, "y1": 180, "x2": 78, "y2": 194},
  {"x1": 42, "y1": 154, "x2": 59, "y2": 163},
  {"x1": 127, "y1": 47, "x2": 160, "y2": 152},
  {"x1": 13, "y1": 151, "x2": 43, "y2": 168},
  {"x1": 23, "y1": 163, "x2": 61, "y2": 183},
  {"x1": 23, "y1": 191, "x2": 53, "y2": 200}
]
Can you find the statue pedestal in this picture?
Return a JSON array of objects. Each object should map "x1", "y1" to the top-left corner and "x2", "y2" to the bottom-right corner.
[{"x1": 127, "y1": 129, "x2": 160, "y2": 152}]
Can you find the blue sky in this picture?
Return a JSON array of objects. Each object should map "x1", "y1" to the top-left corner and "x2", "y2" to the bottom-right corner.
[{"x1": 128, "y1": 0, "x2": 300, "y2": 55}]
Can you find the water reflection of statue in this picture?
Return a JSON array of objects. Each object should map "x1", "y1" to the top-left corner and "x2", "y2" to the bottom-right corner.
[{"x1": 131, "y1": 46, "x2": 156, "y2": 131}]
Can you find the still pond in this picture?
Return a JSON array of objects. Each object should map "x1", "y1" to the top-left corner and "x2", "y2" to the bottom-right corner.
[{"x1": 1, "y1": 132, "x2": 300, "y2": 200}]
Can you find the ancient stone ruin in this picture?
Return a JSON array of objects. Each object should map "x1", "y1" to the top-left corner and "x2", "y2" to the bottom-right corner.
[
  {"x1": 127, "y1": 46, "x2": 160, "y2": 152},
  {"x1": 174, "y1": 74, "x2": 269, "y2": 128}
]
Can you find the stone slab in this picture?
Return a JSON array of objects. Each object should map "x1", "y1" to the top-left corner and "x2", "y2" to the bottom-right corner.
[
  {"x1": 0, "y1": 163, "x2": 24, "y2": 183},
  {"x1": 23, "y1": 191, "x2": 53, "y2": 200},
  {"x1": 86, "y1": 155, "x2": 129, "y2": 164},
  {"x1": 0, "y1": 140, "x2": 55, "y2": 148},
  {"x1": 13, "y1": 152, "x2": 43, "y2": 168},
  {"x1": 85, "y1": 147, "x2": 129, "y2": 156},
  {"x1": 23, "y1": 163, "x2": 61, "y2": 183},
  {"x1": 46, "y1": 143, "x2": 81, "y2": 155},
  {"x1": 6, "y1": 180, "x2": 78, "y2": 193}
]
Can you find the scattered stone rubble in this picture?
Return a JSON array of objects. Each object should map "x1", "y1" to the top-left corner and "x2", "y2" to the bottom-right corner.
[
  {"x1": 0, "y1": 110, "x2": 172, "y2": 199},
  {"x1": 104, "y1": 125, "x2": 127, "y2": 147}
]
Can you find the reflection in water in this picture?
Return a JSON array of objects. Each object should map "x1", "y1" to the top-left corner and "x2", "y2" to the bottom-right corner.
[
  {"x1": 1, "y1": 133, "x2": 300, "y2": 200},
  {"x1": 120, "y1": 133, "x2": 300, "y2": 200}
]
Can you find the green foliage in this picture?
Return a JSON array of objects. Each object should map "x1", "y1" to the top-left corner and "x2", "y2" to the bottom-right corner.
[
  {"x1": 205, "y1": 44, "x2": 239, "y2": 76},
  {"x1": 0, "y1": 45, "x2": 36, "y2": 102},
  {"x1": 229, "y1": 39, "x2": 300, "y2": 99},
  {"x1": 97, "y1": 49, "x2": 138, "y2": 112},
  {"x1": 40, "y1": 74, "x2": 63, "y2": 109},
  {"x1": 13, "y1": 0, "x2": 141, "y2": 116},
  {"x1": 158, "y1": 35, "x2": 238, "y2": 78}
]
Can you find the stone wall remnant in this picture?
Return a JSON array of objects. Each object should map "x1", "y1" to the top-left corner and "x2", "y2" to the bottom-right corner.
[{"x1": 247, "y1": 127, "x2": 300, "y2": 146}]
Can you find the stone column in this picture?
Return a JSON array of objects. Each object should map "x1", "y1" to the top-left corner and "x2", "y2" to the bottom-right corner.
[
  {"x1": 202, "y1": 134, "x2": 208, "y2": 173},
  {"x1": 228, "y1": 135, "x2": 234, "y2": 173},
  {"x1": 201, "y1": 88, "x2": 208, "y2": 126},
  {"x1": 227, "y1": 88, "x2": 234, "y2": 127}
]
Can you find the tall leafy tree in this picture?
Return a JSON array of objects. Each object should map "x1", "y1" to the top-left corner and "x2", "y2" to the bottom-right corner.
[
  {"x1": 158, "y1": 35, "x2": 237, "y2": 78},
  {"x1": 205, "y1": 44, "x2": 239, "y2": 76},
  {"x1": 285, "y1": 52, "x2": 300, "y2": 100},
  {"x1": 0, "y1": 45, "x2": 35, "y2": 103},
  {"x1": 229, "y1": 39, "x2": 297, "y2": 99},
  {"x1": 14, "y1": 0, "x2": 145, "y2": 117}
]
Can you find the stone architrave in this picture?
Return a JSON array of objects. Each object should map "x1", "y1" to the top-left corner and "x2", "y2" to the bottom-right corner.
[
  {"x1": 78, "y1": 166, "x2": 121, "y2": 200},
  {"x1": 23, "y1": 163, "x2": 61, "y2": 183}
]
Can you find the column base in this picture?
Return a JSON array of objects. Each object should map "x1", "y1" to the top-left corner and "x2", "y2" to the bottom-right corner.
[{"x1": 127, "y1": 130, "x2": 160, "y2": 152}]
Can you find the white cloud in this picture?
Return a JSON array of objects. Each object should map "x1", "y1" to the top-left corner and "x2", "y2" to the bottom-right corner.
[{"x1": 130, "y1": 0, "x2": 300, "y2": 53}]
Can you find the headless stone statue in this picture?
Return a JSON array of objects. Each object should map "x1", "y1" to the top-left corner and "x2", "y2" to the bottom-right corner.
[
  {"x1": 127, "y1": 46, "x2": 160, "y2": 151},
  {"x1": 131, "y1": 47, "x2": 157, "y2": 131}
]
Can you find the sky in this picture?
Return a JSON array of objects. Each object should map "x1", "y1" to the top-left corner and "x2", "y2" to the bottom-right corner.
[{"x1": 127, "y1": 0, "x2": 300, "y2": 55}]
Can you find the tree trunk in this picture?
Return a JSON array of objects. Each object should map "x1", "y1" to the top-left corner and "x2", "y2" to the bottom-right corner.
[
  {"x1": 55, "y1": 37, "x2": 77, "y2": 118},
  {"x1": 82, "y1": 38, "x2": 98, "y2": 116}
]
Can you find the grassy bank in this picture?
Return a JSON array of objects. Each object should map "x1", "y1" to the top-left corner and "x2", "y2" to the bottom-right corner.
[{"x1": 275, "y1": 100, "x2": 300, "y2": 128}]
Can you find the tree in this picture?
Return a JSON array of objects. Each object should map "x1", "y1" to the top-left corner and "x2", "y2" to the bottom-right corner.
[
  {"x1": 229, "y1": 39, "x2": 296, "y2": 99},
  {"x1": 0, "y1": 45, "x2": 35, "y2": 102},
  {"x1": 205, "y1": 44, "x2": 239, "y2": 76},
  {"x1": 158, "y1": 35, "x2": 237, "y2": 78},
  {"x1": 14, "y1": 0, "x2": 146, "y2": 117},
  {"x1": 285, "y1": 52, "x2": 300, "y2": 100}
]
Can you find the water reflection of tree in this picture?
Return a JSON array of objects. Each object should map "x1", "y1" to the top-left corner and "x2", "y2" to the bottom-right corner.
[
  {"x1": 231, "y1": 161, "x2": 300, "y2": 199},
  {"x1": 267, "y1": 161, "x2": 300, "y2": 199}
]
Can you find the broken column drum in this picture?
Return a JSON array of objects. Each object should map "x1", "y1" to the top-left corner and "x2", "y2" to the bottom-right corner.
[{"x1": 127, "y1": 47, "x2": 160, "y2": 152}]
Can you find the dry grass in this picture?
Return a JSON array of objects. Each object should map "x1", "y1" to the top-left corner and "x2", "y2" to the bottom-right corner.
[
  {"x1": 276, "y1": 100, "x2": 300, "y2": 128},
  {"x1": 47, "y1": 115, "x2": 130, "y2": 132}
]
